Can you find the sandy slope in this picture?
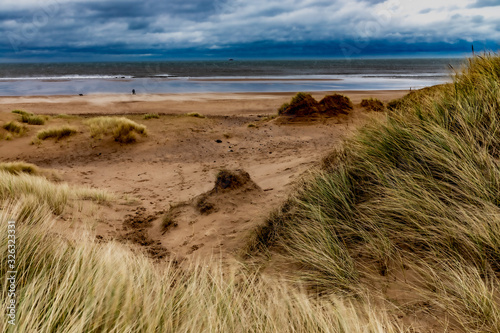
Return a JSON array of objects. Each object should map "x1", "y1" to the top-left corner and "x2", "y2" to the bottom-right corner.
[{"x1": 0, "y1": 90, "x2": 407, "y2": 263}]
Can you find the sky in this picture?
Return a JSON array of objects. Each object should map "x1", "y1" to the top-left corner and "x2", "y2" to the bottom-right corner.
[{"x1": 0, "y1": 0, "x2": 499, "y2": 62}]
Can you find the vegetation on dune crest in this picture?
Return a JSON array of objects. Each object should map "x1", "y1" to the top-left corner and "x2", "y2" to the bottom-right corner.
[
  {"x1": 360, "y1": 98, "x2": 385, "y2": 112},
  {"x1": 278, "y1": 92, "x2": 352, "y2": 117},
  {"x1": 2, "y1": 121, "x2": 26, "y2": 135},
  {"x1": 85, "y1": 116, "x2": 147, "y2": 143},
  {"x1": 11, "y1": 110, "x2": 30, "y2": 116},
  {"x1": 249, "y1": 53, "x2": 500, "y2": 332},
  {"x1": 35, "y1": 126, "x2": 78, "y2": 141}
]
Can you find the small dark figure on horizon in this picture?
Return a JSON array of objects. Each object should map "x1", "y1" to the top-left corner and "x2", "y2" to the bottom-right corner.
[{"x1": 132, "y1": 89, "x2": 136, "y2": 95}]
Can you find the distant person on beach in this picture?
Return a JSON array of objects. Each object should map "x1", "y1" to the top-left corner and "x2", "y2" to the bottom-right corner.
[{"x1": 132, "y1": 89, "x2": 136, "y2": 95}]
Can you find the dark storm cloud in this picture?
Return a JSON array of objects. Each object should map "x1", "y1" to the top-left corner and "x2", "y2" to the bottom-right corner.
[
  {"x1": 0, "y1": 0, "x2": 499, "y2": 61},
  {"x1": 74, "y1": 0, "x2": 225, "y2": 20},
  {"x1": 128, "y1": 20, "x2": 149, "y2": 31}
]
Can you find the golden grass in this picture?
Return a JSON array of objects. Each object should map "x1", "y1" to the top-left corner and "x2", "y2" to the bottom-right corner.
[
  {"x1": 0, "y1": 161, "x2": 40, "y2": 175},
  {"x1": 0, "y1": 203, "x2": 398, "y2": 332},
  {"x1": 85, "y1": 116, "x2": 147, "y2": 143},
  {"x1": 0, "y1": 170, "x2": 113, "y2": 214},
  {"x1": 143, "y1": 113, "x2": 160, "y2": 120},
  {"x1": 3, "y1": 54, "x2": 500, "y2": 332},
  {"x1": 35, "y1": 126, "x2": 78, "y2": 141},
  {"x1": 360, "y1": 98, "x2": 385, "y2": 112},
  {"x1": 11, "y1": 110, "x2": 30, "y2": 116},
  {"x1": 20, "y1": 113, "x2": 45, "y2": 125},
  {"x1": 186, "y1": 112, "x2": 205, "y2": 118},
  {"x1": 247, "y1": 53, "x2": 500, "y2": 332},
  {"x1": 2, "y1": 121, "x2": 26, "y2": 135}
]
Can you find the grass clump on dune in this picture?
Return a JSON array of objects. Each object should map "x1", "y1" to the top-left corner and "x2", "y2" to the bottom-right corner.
[
  {"x1": 12, "y1": 109, "x2": 46, "y2": 125},
  {"x1": 12, "y1": 109, "x2": 30, "y2": 116},
  {"x1": 0, "y1": 170, "x2": 112, "y2": 214},
  {"x1": 36, "y1": 126, "x2": 77, "y2": 141},
  {"x1": 0, "y1": 203, "x2": 398, "y2": 333},
  {"x1": 0, "y1": 161, "x2": 40, "y2": 175},
  {"x1": 2, "y1": 133, "x2": 13, "y2": 141},
  {"x1": 20, "y1": 113, "x2": 45, "y2": 125},
  {"x1": 3, "y1": 121, "x2": 26, "y2": 135},
  {"x1": 186, "y1": 112, "x2": 205, "y2": 118},
  {"x1": 85, "y1": 116, "x2": 147, "y2": 143},
  {"x1": 360, "y1": 98, "x2": 385, "y2": 112},
  {"x1": 279, "y1": 92, "x2": 353, "y2": 117},
  {"x1": 249, "y1": 53, "x2": 500, "y2": 332},
  {"x1": 143, "y1": 113, "x2": 160, "y2": 120}
]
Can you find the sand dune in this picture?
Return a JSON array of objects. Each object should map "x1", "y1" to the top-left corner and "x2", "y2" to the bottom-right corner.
[{"x1": 0, "y1": 90, "x2": 406, "y2": 263}]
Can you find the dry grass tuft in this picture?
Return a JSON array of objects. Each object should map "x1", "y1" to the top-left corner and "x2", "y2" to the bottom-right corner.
[
  {"x1": 143, "y1": 113, "x2": 160, "y2": 120},
  {"x1": 161, "y1": 210, "x2": 178, "y2": 231},
  {"x1": 0, "y1": 170, "x2": 113, "y2": 214},
  {"x1": 186, "y1": 112, "x2": 205, "y2": 118},
  {"x1": 36, "y1": 126, "x2": 78, "y2": 141},
  {"x1": 0, "y1": 161, "x2": 40, "y2": 175},
  {"x1": 3, "y1": 121, "x2": 26, "y2": 134},
  {"x1": 0, "y1": 203, "x2": 398, "y2": 332},
  {"x1": 360, "y1": 98, "x2": 385, "y2": 112},
  {"x1": 85, "y1": 116, "x2": 147, "y2": 143},
  {"x1": 11, "y1": 109, "x2": 30, "y2": 116},
  {"x1": 20, "y1": 113, "x2": 45, "y2": 125}
]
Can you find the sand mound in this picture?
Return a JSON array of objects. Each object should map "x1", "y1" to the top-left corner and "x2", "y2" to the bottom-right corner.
[
  {"x1": 157, "y1": 168, "x2": 263, "y2": 259},
  {"x1": 192, "y1": 169, "x2": 261, "y2": 215},
  {"x1": 360, "y1": 98, "x2": 385, "y2": 112},
  {"x1": 319, "y1": 94, "x2": 353, "y2": 115},
  {"x1": 163, "y1": 169, "x2": 260, "y2": 226},
  {"x1": 278, "y1": 93, "x2": 353, "y2": 119},
  {"x1": 196, "y1": 169, "x2": 260, "y2": 214},
  {"x1": 278, "y1": 93, "x2": 321, "y2": 117},
  {"x1": 214, "y1": 169, "x2": 258, "y2": 192}
]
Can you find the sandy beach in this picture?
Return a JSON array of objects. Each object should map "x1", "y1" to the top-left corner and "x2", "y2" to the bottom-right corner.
[{"x1": 0, "y1": 90, "x2": 407, "y2": 262}]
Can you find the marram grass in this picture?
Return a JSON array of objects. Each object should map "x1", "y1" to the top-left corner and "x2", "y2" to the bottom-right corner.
[
  {"x1": 3, "y1": 54, "x2": 500, "y2": 332},
  {"x1": 0, "y1": 162, "x2": 40, "y2": 175},
  {"x1": 0, "y1": 170, "x2": 113, "y2": 214},
  {"x1": 248, "y1": 53, "x2": 500, "y2": 332},
  {"x1": 36, "y1": 126, "x2": 78, "y2": 141},
  {"x1": 0, "y1": 203, "x2": 398, "y2": 333},
  {"x1": 85, "y1": 116, "x2": 147, "y2": 143}
]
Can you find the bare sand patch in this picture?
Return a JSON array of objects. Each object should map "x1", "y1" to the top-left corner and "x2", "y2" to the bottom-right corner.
[{"x1": 0, "y1": 91, "x2": 406, "y2": 263}]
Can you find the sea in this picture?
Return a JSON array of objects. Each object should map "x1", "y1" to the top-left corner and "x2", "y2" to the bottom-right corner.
[{"x1": 0, "y1": 58, "x2": 465, "y2": 96}]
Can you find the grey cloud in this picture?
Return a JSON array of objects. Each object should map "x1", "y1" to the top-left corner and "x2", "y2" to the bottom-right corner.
[
  {"x1": 471, "y1": 15, "x2": 484, "y2": 23},
  {"x1": 75, "y1": 0, "x2": 226, "y2": 20},
  {"x1": 128, "y1": 20, "x2": 150, "y2": 31},
  {"x1": 468, "y1": 0, "x2": 500, "y2": 8},
  {"x1": 0, "y1": 0, "x2": 499, "y2": 60}
]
